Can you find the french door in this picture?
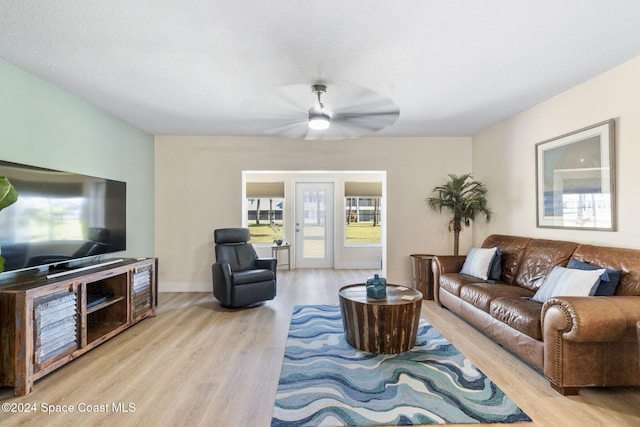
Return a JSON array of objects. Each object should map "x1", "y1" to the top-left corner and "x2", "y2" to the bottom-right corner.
[{"x1": 294, "y1": 182, "x2": 334, "y2": 268}]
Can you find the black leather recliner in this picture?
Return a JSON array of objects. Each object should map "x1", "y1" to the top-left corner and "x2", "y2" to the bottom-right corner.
[{"x1": 212, "y1": 228, "x2": 277, "y2": 308}]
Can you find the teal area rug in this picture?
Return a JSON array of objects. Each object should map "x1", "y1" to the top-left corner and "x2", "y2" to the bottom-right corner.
[{"x1": 271, "y1": 305, "x2": 531, "y2": 426}]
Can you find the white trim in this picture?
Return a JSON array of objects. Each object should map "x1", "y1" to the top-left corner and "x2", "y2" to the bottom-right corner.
[{"x1": 344, "y1": 242, "x2": 383, "y2": 248}]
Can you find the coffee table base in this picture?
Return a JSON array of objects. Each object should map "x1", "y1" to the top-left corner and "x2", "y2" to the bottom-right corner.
[{"x1": 339, "y1": 285, "x2": 422, "y2": 354}]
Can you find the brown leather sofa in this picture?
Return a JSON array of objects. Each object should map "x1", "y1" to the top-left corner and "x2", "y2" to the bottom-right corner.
[{"x1": 432, "y1": 234, "x2": 640, "y2": 395}]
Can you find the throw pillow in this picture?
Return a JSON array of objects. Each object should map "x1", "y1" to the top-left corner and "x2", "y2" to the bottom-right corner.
[
  {"x1": 488, "y1": 248, "x2": 502, "y2": 281},
  {"x1": 460, "y1": 247, "x2": 498, "y2": 280},
  {"x1": 532, "y1": 265, "x2": 606, "y2": 303},
  {"x1": 567, "y1": 258, "x2": 622, "y2": 296}
]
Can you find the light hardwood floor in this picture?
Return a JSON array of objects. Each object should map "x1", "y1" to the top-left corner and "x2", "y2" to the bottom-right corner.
[{"x1": 2, "y1": 269, "x2": 640, "y2": 426}]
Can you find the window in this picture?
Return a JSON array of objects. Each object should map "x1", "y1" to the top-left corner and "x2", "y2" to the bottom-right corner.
[
  {"x1": 344, "y1": 181, "x2": 382, "y2": 245},
  {"x1": 245, "y1": 181, "x2": 286, "y2": 244},
  {"x1": 345, "y1": 197, "x2": 381, "y2": 244},
  {"x1": 246, "y1": 197, "x2": 284, "y2": 244}
]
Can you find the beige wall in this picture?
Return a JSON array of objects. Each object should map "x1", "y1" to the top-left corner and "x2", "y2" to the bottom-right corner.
[
  {"x1": 472, "y1": 55, "x2": 640, "y2": 248},
  {"x1": 155, "y1": 136, "x2": 472, "y2": 291}
]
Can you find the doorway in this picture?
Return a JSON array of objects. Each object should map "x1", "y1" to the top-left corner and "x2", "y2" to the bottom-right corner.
[
  {"x1": 243, "y1": 171, "x2": 385, "y2": 272},
  {"x1": 294, "y1": 181, "x2": 334, "y2": 268}
]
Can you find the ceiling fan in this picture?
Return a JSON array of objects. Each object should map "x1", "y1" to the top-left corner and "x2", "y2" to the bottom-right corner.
[{"x1": 253, "y1": 83, "x2": 400, "y2": 139}]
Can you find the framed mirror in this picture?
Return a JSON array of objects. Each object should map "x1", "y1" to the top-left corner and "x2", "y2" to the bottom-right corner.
[{"x1": 535, "y1": 119, "x2": 616, "y2": 230}]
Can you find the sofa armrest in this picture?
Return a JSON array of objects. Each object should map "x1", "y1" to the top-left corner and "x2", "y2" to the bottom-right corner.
[
  {"x1": 432, "y1": 255, "x2": 467, "y2": 274},
  {"x1": 542, "y1": 296, "x2": 640, "y2": 342},
  {"x1": 542, "y1": 295, "x2": 640, "y2": 392},
  {"x1": 256, "y1": 257, "x2": 277, "y2": 272},
  {"x1": 432, "y1": 255, "x2": 467, "y2": 306}
]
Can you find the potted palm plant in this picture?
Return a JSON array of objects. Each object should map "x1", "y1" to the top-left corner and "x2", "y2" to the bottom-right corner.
[
  {"x1": 426, "y1": 173, "x2": 491, "y2": 256},
  {"x1": 0, "y1": 176, "x2": 18, "y2": 272}
]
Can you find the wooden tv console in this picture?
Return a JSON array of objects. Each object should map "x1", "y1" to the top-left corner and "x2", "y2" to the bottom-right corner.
[{"x1": 0, "y1": 258, "x2": 156, "y2": 395}]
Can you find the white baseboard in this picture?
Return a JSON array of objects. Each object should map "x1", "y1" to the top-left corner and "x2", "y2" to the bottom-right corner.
[{"x1": 159, "y1": 281, "x2": 210, "y2": 292}]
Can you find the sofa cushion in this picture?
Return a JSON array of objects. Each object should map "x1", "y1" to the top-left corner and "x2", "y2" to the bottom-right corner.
[
  {"x1": 567, "y1": 258, "x2": 622, "y2": 296},
  {"x1": 460, "y1": 282, "x2": 535, "y2": 313},
  {"x1": 460, "y1": 247, "x2": 498, "y2": 280},
  {"x1": 439, "y1": 273, "x2": 479, "y2": 297},
  {"x1": 513, "y1": 239, "x2": 578, "y2": 291},
  {"x1": 531, "y1": 266, "x2": 604, "y2": 303},
  {"x1": 232, "y1": 269, "x2": 274, "y2": 285},
  {"x1": 481, "y1": 235, "x2": 532, "y2": 285},
  {"x1": 490, "y1": 297, "x2": 543, "y2": 340},
  {"x1": 571, "y1": 244, "x2": 640, "y2": 296}
]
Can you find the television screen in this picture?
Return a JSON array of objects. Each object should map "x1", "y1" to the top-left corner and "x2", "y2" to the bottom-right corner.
[{"x1": 0, "y1": 160, "x2": 126, "y2": 274}]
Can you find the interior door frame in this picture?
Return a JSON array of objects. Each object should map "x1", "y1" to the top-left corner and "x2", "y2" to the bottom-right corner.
[
  {"x1": 242, "y1": 170, "x2": 387, "y2": 274},
  {"x1": 292, "y1": 178, "x2": 337, "y2": 269}
]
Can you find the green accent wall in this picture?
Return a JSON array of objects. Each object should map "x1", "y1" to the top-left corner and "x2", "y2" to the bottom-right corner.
[{"x1": 0, "y1": 59, "x2": 154, "y2": 258}]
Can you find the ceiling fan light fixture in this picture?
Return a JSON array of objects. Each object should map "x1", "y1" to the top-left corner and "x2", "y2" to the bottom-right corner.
[
  {"x1": 308, "y1": 108, "x2": 331, "y2": 130},
  {"x1": 308, "y1": 84, "x2": 330, "y2": 130}
]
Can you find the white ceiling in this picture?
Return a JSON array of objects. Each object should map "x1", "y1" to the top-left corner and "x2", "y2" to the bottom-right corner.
[{"x1": 2, "y1": 1, "x2": 640, "y2": 137}]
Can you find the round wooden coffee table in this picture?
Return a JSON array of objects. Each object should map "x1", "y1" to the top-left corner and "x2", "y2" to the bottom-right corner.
[{"x1": 338, "y1": 284, "x2": 422, "y2": 354}]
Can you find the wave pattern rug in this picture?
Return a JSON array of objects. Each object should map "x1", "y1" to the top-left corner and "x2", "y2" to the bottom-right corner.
[{"x1": 271, "y1": 305, "x2": 531, "y2": 426}]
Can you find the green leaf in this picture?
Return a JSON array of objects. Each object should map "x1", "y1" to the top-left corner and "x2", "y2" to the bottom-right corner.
[
  {"x1": 425, "y1": 173, "x2": 492, "y2": 255},
  {"x1": 0, "y1": 177, "x2": 18, "y2": 273},
  {"x1": 0, "y1": 176, "x2": 18, "y2": 211}
]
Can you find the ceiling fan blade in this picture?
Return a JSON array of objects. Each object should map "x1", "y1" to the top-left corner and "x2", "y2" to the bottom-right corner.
[
  {"x1": 331, "y1": 93, "x2": 396, "y2": 111},
  {"x1": 329, "y1": 89, "x2": 399, "y2": 132},
  {"x1": 333, "y1": 110, "x2": 400, "y2": 120},
  {"x1": 322, "y1": 122, "x2": 373, "y2": 138},
  {"x1": 264, "y1": 120, "x2": 309, "y2": 138},
  {"x1": 332, "y1": 109, "x2": 400, "y2": 132}
]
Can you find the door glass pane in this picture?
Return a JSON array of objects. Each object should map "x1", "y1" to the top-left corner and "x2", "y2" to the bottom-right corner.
[{"x1": 303, "y1": 188, "x2": 326, "y2": 258}]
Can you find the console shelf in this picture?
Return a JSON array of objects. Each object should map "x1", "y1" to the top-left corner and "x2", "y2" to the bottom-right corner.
[
  {"x1": 86, "y1": 321, "x2": 128, "y2": 344},
  {"x1": 0, "y1": 258, "x2": 156, "y2": 395},
  {"x1": 86, "y1": 296, "x2": 126, "y2": 315}
]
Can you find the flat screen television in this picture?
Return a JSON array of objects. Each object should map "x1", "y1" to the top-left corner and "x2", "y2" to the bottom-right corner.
[{"x1": 0, "y1": 159, "x2": 126, "y2": 275}]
